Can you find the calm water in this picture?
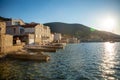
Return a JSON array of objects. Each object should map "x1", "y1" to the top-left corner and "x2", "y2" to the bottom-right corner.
[{"x1": 0, "y1": 42, "x2": 120, "y2": 80}]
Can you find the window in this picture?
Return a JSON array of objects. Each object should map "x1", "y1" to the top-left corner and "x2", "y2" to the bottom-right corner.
[
  {"x1": 13, "y1": 28, "x2": 16, "y2": 34},
  {"x1": 20, "y1": 28, "x2": 24, "y2": 34},
  {"x1": 13, "y1": 22, "x2": 20, "y2": 25}
]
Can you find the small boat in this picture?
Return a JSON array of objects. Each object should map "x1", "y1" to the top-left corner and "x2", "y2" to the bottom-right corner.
[
  {"x1": 27, "y1": 47, "x2": 57, "y2": 52},
  {"x1": 41, "y1": 43, "x2": 66, "y2": 49},
  {"x1": 6, "y1": 51, "x2": 50, "y2": 61},
  {"x1": 41, "y1": 45, "x2": 64, "y2": 49},
  {"x1": 52, "y1": 43, "x2": 66, "y2": 46},
  {"x1": 109, "y1": 41, "x2": 115, "y2": 43}
]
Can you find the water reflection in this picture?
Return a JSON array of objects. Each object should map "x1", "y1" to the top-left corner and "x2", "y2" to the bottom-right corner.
[
  {"x1": 0, "y1": 60, "x2": 44, "y2": 80},
  {"x1": 0, "y1": 43, "x2": 120, "y2": 80},
  {"x1": 101, "y1": 42, "x2": 117, "y2": 80},
  {"x1": 0, "y1": 60, "x2": 23, "y2": 80}
]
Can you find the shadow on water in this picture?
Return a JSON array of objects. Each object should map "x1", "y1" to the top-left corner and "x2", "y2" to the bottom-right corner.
[{"x1": 0, "y1": 58, "x2": 51, "y2": 80}]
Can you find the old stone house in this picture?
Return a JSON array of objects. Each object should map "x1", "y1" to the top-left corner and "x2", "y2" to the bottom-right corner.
[
  {"x1": 5, "y1": 19, "x2": 25, "y2": 26},
  {"x1": 0, "y1": 22, "x2": 13, "y2": 54},
  {"x1": 0, "y1": 21, "x2": 6, "y2": 34},
  {"x1": 6, "y1": 25, "x2": 24, "y2": 35},
  {"x1": 22, "y1": 23, "x2": 53, "y2": 45},
  {"x1": 54, "y1": 33, "x2": 62, "y2": 42},
  {"x1": 6, "y1": 23, "x2": 54, "y2": 45}
]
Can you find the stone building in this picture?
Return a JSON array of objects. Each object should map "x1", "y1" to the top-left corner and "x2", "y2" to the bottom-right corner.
[
  {"x1": 0, "y1": 22, "x2": 6, "y2": 34},
  {"x1": 54, "y1": 33, "x2": 62, "y2": 42},
  {"x1": 0, "y1": 16, "x2": 25, "y2": 26},
  {"x1": 6, "y1": 25, "x2": 24, "y2": 35},
  {"x1": 68, "y1": 37, "x2": 80, "y2": 43},
  {"x1": 6, "y1": 19, "x2": 25, "y2": 35},
  {"x1": 6, "y1": 23, "x2": 53, "y2": 45},
  {"x1": 12, "y1": 19, "x2": 25, "y2": 25},
  {"x1": 0, "y1": 22, "x2": 13, "y2": 54},
  {"x1": 6, "y1": 19, "x2": 25, "y2": 26},
  {"x1": 22, "y1": 23, "x2": 53, "y2": 45},
  {"x1": 37, "y1": 25, "x2": 53, "y2": 44},
  {"x1": 1, "y1": 16, "x2": 54, "y2": 45}
]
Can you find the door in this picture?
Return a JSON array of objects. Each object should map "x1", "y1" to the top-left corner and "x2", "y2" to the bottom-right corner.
[{"x1": 29, "y1": 39, "x2": 34, "y2": 45}]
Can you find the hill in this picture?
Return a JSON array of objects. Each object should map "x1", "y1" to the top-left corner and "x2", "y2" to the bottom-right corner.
[
  {"x1": 0, "y1": 16, "x2": 11, "y2": 21},
  {"x1": 44, "y1": 22, "x2": 120, "y2": 42}
]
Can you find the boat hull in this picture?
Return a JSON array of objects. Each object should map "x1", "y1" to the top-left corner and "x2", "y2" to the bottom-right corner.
[
  {"x1": 6, "y1": 53, "x2": 50, "y2": 61},
  {"x1": 27, "y1": 48, "x2": 57, "y2": 52}
]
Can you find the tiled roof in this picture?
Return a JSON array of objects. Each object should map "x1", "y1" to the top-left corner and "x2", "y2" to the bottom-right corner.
[
  {"x1": 6, "y1": 23, "x2": 39, "y2": 28},
  {"x1": 22, "y1": 23, "x2": 38, "y2": 28}
]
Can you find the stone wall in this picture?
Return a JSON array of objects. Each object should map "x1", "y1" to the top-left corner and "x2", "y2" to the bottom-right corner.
[
  {"x1": 0, "y1": 22, "x2": 6, "y2": 34},
  {"x1": 3, "y1": 45, "x2": 23, "y2": 54},
  {"x1": 0, "y1": 34, "x2": 13, "y2": 54},
  {"x1": 0, "y1": 21, "x2": 24, "y2": 56}
]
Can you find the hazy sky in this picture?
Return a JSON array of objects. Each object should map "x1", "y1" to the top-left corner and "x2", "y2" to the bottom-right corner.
[{"x1": 0, "y1": 0, "x2": 120, "y2": 34}]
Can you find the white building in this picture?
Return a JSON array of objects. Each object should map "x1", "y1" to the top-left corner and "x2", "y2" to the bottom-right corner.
[
  {"x1": 54, "y1": 33, "x2": 62, "y2": 42},
  {"x1": 5, "y1": 19, "x2": 25, "y2": 26}
]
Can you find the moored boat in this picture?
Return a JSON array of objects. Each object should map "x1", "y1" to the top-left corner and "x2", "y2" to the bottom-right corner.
[
  {"x1": 41, "y1": 43, "x2": 66, "y2": 49},
  {"x1": 109, "y1": 41, "x2": 115, "y2": 43},
  {"x1": 6, "y1": 50, "x2": 50, "y2": 61},
  {"x1": 41, "y1": 45, "x2": 64, "y2": 49},
  {"x1": 6, "y1": 51, "x2": 50, "y2": 61},
  {"x1": 52, "y1": 43, "x2": 66, "y2": 46},
  {"x1": 27, "y1": 47, "x2": 57, "y2": 52}
]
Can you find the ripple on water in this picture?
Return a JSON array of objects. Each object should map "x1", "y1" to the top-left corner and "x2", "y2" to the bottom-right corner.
[{"x1": 0, "y1": 43, "x2": 120, "y2": 80}]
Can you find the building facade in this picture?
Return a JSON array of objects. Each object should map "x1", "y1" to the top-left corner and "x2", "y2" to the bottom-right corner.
[
  {"x1": 54, "y1": 33, "x2": 62, "y2": 42},
  {"x1": 0, "y1": 22, "x2": 6, "y2": 34},
  {"x1": 6, "y1": 25, "x2": 25, "y2": 35},
  {"x1": 0, "y1": 22, "x2": 13, "y2": 54},
  {"x1": 3, "y1": 19, "x2": 25, "y2": 26},
  {"x1": 6, "y1": 19, "x2": 25, "y2": 35},
  {"x1": 12, "y1": 19, "x2": 25, "y2": 25},
  {"x1": 23, "y1": 24, "x2": 53, "y2": 45},
  {"x1": 3, "y1": 17, "x2": 54, "y2": 45}
]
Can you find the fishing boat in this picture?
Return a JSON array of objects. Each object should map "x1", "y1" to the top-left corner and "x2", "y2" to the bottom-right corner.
[
  {"x1": 110, "y1": 41, "x2": 115, "y2": 43},
  {"x1": 6, "y1": 51, "x2": 50, "y2": 61},
  {"x1": 26, "y1": 47, "x2": 57, "y2": 52}
]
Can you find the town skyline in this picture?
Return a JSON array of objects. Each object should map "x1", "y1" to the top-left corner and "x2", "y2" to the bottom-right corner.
[{"x1": 0, "y1": 0, "x2": 120, "y2": 35}]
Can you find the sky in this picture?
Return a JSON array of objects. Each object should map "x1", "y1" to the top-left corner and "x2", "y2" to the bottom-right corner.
[{"x1": 0, "y1": 0, "x2": 120, "y2": 34}]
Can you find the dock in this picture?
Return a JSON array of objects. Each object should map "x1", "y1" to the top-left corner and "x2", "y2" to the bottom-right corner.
[
  {"x1": 6, "y1": 51, "x2": 50, "y2": 61},
  {"x1": 25, "y1": 43, "x2": 66, "y2": 52}
]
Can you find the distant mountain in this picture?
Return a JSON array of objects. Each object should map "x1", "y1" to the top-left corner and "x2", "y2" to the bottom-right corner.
[
  {"x1": 0, "y1": 16, "x2": 11, "y2": 21},
  {"x1": 44, "y1": 22, "x2": 120, "y2": 41}
]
